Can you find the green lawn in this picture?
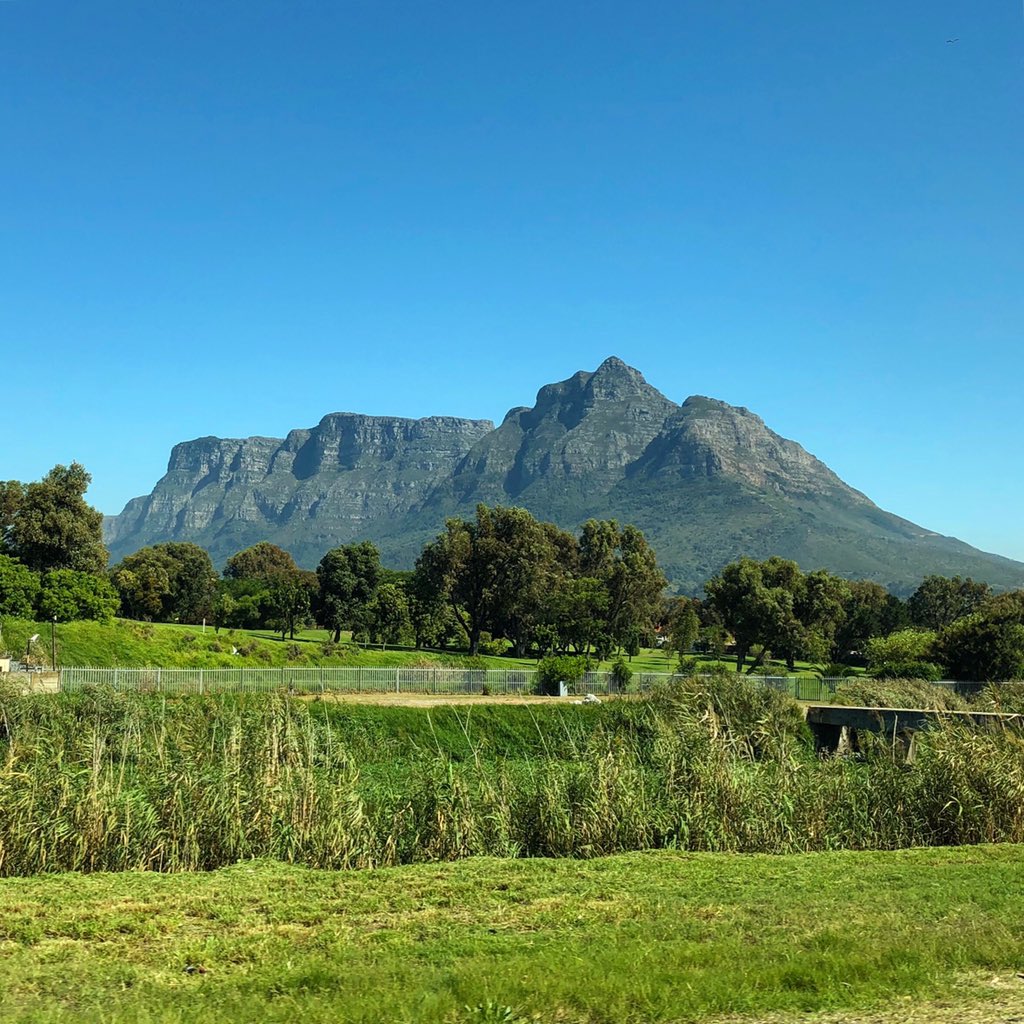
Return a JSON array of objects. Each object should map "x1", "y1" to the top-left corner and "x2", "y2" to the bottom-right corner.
[
  {"x1": 1, "y1": 846, "x2": 1023, "y2": 1023},
  {"x1": 2, "y1": 614, "x2": 858, "y2": 677}
]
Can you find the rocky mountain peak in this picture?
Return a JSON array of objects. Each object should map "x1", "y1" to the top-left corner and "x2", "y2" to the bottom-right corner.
[
  {"x1": 104, "y1": 358, "x2": 1024, "y2": 595},
  {"x1": 586, "y1": 356, "x2": 658, "y2": 401}
]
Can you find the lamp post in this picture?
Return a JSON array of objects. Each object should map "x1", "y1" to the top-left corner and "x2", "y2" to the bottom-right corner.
[{"x1": 50, "y1": 616, "x2": 57, "y2": 670}]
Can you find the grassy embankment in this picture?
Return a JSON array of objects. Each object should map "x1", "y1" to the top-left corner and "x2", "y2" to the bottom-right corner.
[
  {"x1": 2, "y1": 680, "x2": 1024, "y2": 1021},
  {"x1": 0, "y1": 615, "x2": 828, "y2": 674},
  {"x1": 2, "y1": 679, "x2": 1024, "y2": 877},
  {"x1": 2, "y1": 846, "x2": 1024, "y2": 1023}
]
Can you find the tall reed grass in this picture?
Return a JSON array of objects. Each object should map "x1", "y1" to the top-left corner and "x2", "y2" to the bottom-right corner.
[{"x1": 1, "y1": 680, "x2": 1022, "y2": 876}]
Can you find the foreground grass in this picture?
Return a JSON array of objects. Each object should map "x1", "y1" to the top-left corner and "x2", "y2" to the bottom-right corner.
[{"x1": 1, "y1": 847, "x2": 1023, "y2": 1023}]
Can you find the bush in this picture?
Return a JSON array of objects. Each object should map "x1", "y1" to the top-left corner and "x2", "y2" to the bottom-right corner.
[
  {"x1": 974, "y1": 682, "x2": 1024, "y2": 714},
  {"x1": 478, "y1": 635, "x2": 512, "y2": 657},
  {"x1": 832, "y1": 677, "x2": 968, "y2": 711},
  {"x1": 869, "y1": 660, "x2": 944, "y2": 682},
  {"x1": 610, "y1": 658, "x2": 632, "y2": 692},
  {"x1": 536, "y1": 655, "x2": 588, "y2": 693},
  {"x1": 651, "y1": 671, "x2": 809, "y2": 758}
]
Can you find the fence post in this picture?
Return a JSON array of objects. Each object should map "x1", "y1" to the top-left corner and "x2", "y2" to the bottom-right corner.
[
  {"x1": 396, "y1": 667, "x2": 400, "y2": 693},
  {"x1": 199, "y1": 668, "x2": 204, "y2": 695}
]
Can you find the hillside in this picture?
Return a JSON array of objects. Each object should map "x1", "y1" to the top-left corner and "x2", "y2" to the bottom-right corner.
[{"x1": 104, "y1": 357, "x2": 1024, "y2": 595}]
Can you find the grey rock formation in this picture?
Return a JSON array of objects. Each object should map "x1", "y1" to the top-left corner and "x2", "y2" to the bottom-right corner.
[{"x1": 105, "y1": 358, "x2": 1024, "y2": 595}]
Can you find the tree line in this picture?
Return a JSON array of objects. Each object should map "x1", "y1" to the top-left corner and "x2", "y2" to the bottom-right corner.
[{"x1": 1, "y1": 463, "x2": 1023, "y2": 679}]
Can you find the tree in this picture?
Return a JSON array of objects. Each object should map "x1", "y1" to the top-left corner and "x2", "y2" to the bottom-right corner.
[
  {"x1": 793, "y1": 570, "x2": 850, "y2": 668},
  {"x1": 936, "y1": 614, "x2": 1024, "y2": 681},
  {"x1": 864, "y1": 628, "x2": 939, "y2": 678},
  {"x1": 316, "y1": 542, "x2": 382, "y2": 642},
  {"x1": 111, "y1": 543, "x2": 217, "y2": 623},
  {"x1": 603, "y1": 524, "x2": 668, "y2": 650},
  {"x1": 367, "y1": 582, "x2": 412, "y2": 646},
  {"x1": 544, "y1": 576, "x2": 609, "y2": 655},
  {"x1": 907, "y1": 575, "x2": 990, "y2": 631},
  {"x1": 415, "y1": 506, "x2": 577, "y2": 657},
  {"x1": 110, "y1": 560, "x2": 170, "y2": 621},
  {"x1": 406, "y1": 564, "x2": 465, "y2": 649},
  {"x1": 224, "y1": 542, "x2": 297, "y2": 583},
  {"x1": 705, "y1": 558, "x2": 798, "y2": 672},
  {"x1": 480, "y1": 506, "x2": 570, "y2": 657},
  {"x1": 833, "y1": 580, "x2": 908, "y2": 660},
  {"x1": 0, "y1": 555, "x2": 40, "y2": 618},
  {"x1": 667, "y1": 598, "x2": 700, "y2": 659},
  {"x1": 37, "y1": 569, "x2": 120, "y2": 622},
  {"x1": 266, "y1": 570, "x2": 318, "y2": 640},
  {"x1": 414, "y1": 510, "x2": 498, "y2": 657},
  {"x1": 3, "y1": 463, "x2": 107, "y2": 574},
  {"x1": 159, "y1": 543, "x2": 218, "y2": 622}
]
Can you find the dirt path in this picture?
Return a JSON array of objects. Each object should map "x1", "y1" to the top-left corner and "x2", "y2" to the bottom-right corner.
[{"x1": 297, "y1": 692, "x2": 604, "y2": 707}]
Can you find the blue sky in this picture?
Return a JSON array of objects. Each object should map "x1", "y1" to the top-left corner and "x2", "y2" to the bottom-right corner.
[{"x1": 2, "y1": 1, "x2": 1022, "y2": 560}]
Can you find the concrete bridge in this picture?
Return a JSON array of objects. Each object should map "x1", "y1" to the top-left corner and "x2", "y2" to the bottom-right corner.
[{"x1": 805, "y1": 704, "x2": 1022, "y2": 754}]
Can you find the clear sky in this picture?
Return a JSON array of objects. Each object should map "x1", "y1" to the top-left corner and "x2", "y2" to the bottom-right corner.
[{"x1": 2, "y1": 1, "x2": 1022, "y2": 560}]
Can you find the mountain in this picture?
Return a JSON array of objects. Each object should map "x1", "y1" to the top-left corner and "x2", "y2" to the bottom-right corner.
[{"x1": 104, "y1": 358, "x2": 1024, "y2": 595}]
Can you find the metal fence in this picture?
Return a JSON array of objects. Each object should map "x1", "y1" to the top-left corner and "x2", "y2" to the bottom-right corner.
[
  {"x1": 58, "y1": 666, "x2": 857, "y2": 699},
  {"x1": 60, "y1": 665, "x2": 619, "y2": 695}
]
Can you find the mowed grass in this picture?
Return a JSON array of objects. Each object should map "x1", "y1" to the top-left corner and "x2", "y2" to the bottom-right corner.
[
  {"x1": 2, "y1": 847, "x2": 1024, "y2": 1023},
  {"x1": 3, "y1": 614, "x2": 835, "y2": 676}
]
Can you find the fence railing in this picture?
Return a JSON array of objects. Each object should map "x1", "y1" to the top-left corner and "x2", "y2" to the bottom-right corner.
[
  {"x1": 58, "y1": 666, "x2": 598, "y2": 695},
  {"x1": 57, "y1": 666, "x2": 858, "y2": 699},
  {"x1": 30, "y1": 667, "x2": 1019, "y2": 703}
]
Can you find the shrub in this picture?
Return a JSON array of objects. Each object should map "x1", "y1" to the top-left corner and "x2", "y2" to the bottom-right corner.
[
  {"x1": 676, "y1": 655, "x2": 700, "y2": 677},
  {"x1": 536, "y1": 655, "x2": 588, "y2": 693},
  {"x1": 651, "y1": 671, "x2": 808, "y2": 758},
  {"x1": 870, "y1": 660, "x2": 944, "y2": 682},
  {"x1": 611, "y1": 658, "x2": 632, "y2": 692},
  {"x1": 832, "y1": 677, "x2": 967, "y2": 711},
  {"x1": 974, "y1": 682, "x2": 1024, "y2": 714}
]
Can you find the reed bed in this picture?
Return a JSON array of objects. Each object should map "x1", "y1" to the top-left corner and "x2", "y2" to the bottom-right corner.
[{"x1": 1, "y1": 680, "x2": 1023, "y2": 876}]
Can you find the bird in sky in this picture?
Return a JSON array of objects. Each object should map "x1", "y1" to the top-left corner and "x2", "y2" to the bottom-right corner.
[{"x1": 946, "y1": 38, "x2": 960, "y2": 43}]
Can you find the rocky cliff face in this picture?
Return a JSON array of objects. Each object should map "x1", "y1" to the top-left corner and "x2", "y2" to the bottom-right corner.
[
  {"x1": 105, "y1": 358, "x2": 1024, "y2": 594},
  {"x1": 106, "y1": 413, "x2": 494, "y2": 568}
]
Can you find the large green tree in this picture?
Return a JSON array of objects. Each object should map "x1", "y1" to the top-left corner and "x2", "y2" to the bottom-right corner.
[
  {"x1": 704, "y1": 557, "x2": 799, "y2": 672},
  {"x1": 111, "y1": 543, "x2": 217, "y2": 623},
  {"x1": 316, "y1": 542, "x2": 382, "y2": 642},
  {"x1": 367, "y1": 582, "x2": 412, "y2": 647},
  {"x1": 266, "y1": 570, "x2": 318, "y2": 640},
  {"x1": 0, "y1": 555, "x2": 40, "y2": 618},
  {"x1": 833, "y1": 580, "x2": 908, "y2": 660},
  {"x1": 224, "y1": 542, "x2": 297, "y2": 583},
  {"x1": 907, "y1": 575, "x2": 990, "y2": 631},
  {"x1": 37, "y1": 569, "x2": 120, "y2": 623},
  {"x1": 3, "y1": 464, "x2": 107, "y2": 574},
  {"x1": 415, "y1": 505, "x2": 576, "y2": 656},
  {"x1": 937, "y1": 614, "x2": 1024, "y2": 681}
]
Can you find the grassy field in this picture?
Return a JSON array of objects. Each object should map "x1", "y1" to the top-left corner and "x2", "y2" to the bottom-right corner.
[
  {"x1": 0, "y1": 615, "x2": 831, "y2": 675},
  {"x1": 1, "y1": 846, "x2": 1023, "y2": 1023}
]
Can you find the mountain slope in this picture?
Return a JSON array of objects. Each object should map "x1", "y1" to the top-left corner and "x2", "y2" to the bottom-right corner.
[{"x1": 104, "y1": 358, "x2": 1024, "y2": 595}]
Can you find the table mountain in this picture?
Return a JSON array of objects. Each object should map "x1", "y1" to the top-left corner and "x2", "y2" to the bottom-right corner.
[{"x1": 104, "y1": 357, "x2": 1024, "y2": 595}]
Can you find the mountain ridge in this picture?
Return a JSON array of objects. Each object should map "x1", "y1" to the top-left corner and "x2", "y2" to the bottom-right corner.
[{"x1": 103, "y1": 358, "x2": 1024, "y2": 595}]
